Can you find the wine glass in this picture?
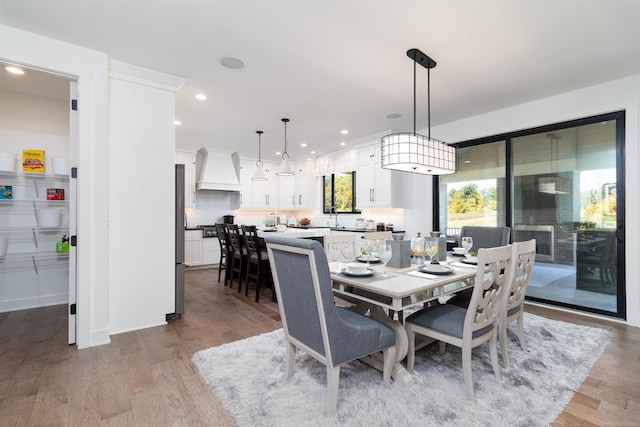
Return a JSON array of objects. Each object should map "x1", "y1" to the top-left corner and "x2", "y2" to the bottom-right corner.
[
  {"x1": 378, "y1": 244, "x2": 393, "y2": 278},
  {"x1": 461, "y1": 236, "x2": 473, "y2": 257},
  {"x1": 425, "y1": 238, "x2": 439, "y2": 264},
  {"x1": 362, "y1": 239, "x2": 376, "y2": 266}
]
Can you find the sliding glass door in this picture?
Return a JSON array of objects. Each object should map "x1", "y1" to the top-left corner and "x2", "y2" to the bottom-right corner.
[{"x1": 437, "y1": 112, "x2": 625, "y2": 319}]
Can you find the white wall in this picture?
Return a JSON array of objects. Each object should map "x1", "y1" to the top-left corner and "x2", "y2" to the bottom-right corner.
[
  {"x1": 1, "y1": 24, "x2": 110, "y2": 348},
  {"x1": 107, "y1": 61, "x2": 184, "y2": 334},
  {"x1": 407, "y1": 74, "x2": 640, "y2": 327}
]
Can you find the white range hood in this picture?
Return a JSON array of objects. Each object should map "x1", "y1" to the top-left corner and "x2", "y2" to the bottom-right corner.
[{"x1": 195, "y1": 148, "x2": 241, "y2": 191}]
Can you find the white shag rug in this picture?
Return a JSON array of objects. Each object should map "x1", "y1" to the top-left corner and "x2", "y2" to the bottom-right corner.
[{"x1": 192, "y1": 313, "x2": 610, "y2": 427}]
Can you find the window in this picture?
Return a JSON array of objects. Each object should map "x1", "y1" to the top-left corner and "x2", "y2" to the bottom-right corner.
[
  {"x1": 323, "y1": 172, "x2": 359, "y2": 214},
  {"x1": 436, "y1": 111, "x2": 625, "y2": 320}
]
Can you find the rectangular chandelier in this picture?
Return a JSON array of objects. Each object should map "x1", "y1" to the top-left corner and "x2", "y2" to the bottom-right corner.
[
  {"x1": 381, "y1": 132, "x2": 457, "y2": 175},
  {"x1": 538, "y1": 175, "x2": 571, "y2": 194}
]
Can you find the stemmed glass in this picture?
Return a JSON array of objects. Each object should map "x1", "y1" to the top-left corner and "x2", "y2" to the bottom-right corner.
[
  {"x1": 425, "y1": 238, "x2": 439, "y2": 264},
  {"x1": 461, "y1": 236, "x2": 473, "y2": 257},
  {"x1": 378, "y1": 244, "x2": 393, "y2": 278},
  {"x1": 362, "y1": 239, "x2": 376, "y2": 267}
]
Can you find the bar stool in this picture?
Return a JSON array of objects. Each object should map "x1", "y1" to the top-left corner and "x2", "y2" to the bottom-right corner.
[
  {"x1": 227, "y1": 224, "x2": 246, "y2": 292},
  {"x1": 241, "y1": 225, "x2": 273, "y2": 302},
  {"x1": 215, "y1": 223, "x2": 230, "y2": 286}
]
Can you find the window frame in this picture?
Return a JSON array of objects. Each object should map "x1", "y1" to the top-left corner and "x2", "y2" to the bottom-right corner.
[{"x1": 322, "y1": 171, "x2": 360, "y2": 214}]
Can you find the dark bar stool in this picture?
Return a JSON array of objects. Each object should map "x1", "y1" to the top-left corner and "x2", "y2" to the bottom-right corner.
[
  {"x1": 226, "y1": 224, "x2": 246, "y2": 293},
  {"x1": 241, "y1": 225, "x2": 273, "y2": 302},
  {"x1": 215, "y1": 223, "x2": 230, "y2": 286}
]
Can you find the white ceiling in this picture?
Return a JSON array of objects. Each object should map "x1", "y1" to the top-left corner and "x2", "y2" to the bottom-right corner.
[{"x1": 2, "y1": 0, "x2": 640, "y2": 162}]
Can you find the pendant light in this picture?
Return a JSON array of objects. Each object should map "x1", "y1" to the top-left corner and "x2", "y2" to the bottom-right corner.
[
  {"x1": 252, "y1": 130, "x2": 268, "y2": 181},
  {"x1": 276, "y1": 118, "x2": 294, "y2": 176},
  {"x1": 538, "y1": 133, "x2": 571, "y2": 194},
  {"x1": 381, "y1": 49, "x2": 457, "y2": 175}
]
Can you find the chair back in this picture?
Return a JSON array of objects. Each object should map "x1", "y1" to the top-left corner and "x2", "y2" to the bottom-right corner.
[
  {"x1": 504, "y1": 239, "x2": 536, "y2": 315},
  {"x1": 241, "y1": 225, "x2": 261, "y2": 258},
  {"x1": 227, "y1": 224, "x2": 244, "y2": 255},
  {"x1": 323, "y1": 234, "x2": 356, "y2": 262},
  {"x1": 466, "y1": 245, "x2": 512, "y2": 340},
  {"x1": 460, "y1": 226, "x2": 511, "y2": 253},
  {"x1": 215, "y1": 223, "x2": 229, "y2": 252},
  {"x1": 266, "y1": 236, "x2": 390, "y2": 367}
]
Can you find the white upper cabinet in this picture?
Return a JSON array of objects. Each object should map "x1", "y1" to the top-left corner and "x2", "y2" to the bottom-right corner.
[
  {"x1": 176, "y1": 150, "x2": 196, "y2": 208},
  {"x1": 293, "y1": 159, "x2": 317, "y2": 209},
  {"x1": 234, "y1": 154, "x2": 279, "y2": 210},
  {"x1": 356, "y1": 144, "x2": 402, "y2": 208}
]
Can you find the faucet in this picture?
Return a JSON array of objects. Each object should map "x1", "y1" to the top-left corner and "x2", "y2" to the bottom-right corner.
[{"x1": 330, "y1": 206, "x2": 339, "y2": 228}]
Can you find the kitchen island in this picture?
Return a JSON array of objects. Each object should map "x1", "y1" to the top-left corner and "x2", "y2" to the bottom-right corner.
[{"x1": 256, "y1": 227, "x2": 331, "y2": 240}]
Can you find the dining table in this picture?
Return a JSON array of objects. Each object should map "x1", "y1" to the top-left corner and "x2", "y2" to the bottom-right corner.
[{"x1": 329, "y1": 256, "x2": 478, "y2": 384}]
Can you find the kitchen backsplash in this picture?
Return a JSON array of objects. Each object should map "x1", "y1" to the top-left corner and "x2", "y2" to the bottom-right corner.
[{"x1": 185, "y1": 191, "x2": 406, "y2": 230}]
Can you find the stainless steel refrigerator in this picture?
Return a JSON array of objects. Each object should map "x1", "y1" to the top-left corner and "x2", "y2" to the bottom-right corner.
[{"x1": 169, "y1": 164, "x2": 185, "y2": 319}]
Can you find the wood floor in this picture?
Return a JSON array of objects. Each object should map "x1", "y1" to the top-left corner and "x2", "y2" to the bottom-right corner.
[{"x1": 0, "y1": 268, "x2": 638, "y2": 426}]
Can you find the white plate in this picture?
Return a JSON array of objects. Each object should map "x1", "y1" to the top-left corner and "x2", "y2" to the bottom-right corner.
[
  {"x1": 419, "y1": 265, "x2": 454, "y2": 275},
  {"x1": 462, "y1": 256, "x2": 478, "y2": 265},
  {"x1": 341, "y1": 267, "x2": 375, "y2": 277},
  {"x1": 357, "y1": 255, "x2": 381, "y2": 263}
]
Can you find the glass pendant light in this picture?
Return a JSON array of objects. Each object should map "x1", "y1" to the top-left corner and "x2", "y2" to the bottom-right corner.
[
  {"x1": 276, "y1": 118, "x2": 294, "y2": 176},
  {"x1": 252, "y1": 130, "x2": 268, "y2": 181}
]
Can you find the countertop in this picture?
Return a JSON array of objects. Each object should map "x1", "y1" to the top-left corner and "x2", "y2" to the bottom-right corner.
[{"x1": 257, "y1": 228, "x2": 331, "y2": 238}]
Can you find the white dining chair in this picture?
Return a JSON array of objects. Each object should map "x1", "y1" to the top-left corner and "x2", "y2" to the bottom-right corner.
[
  {"x1": 405, "y1": 244, "x2": 512, "y2": 401},
  {"x1": 500, "y1": 239, "x2": 536, "y2": 367},
  {"x1": 323, "y1": 234, "x2": 356, "y2": 262}
]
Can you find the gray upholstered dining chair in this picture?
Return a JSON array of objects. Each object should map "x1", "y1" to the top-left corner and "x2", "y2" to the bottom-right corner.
[
  {"x1": 459, "y1": 225, "x2": 511, "y2": 253},
  {"x1": 265, "y1": 236, "x2": 396, "y2": 417},
  {"x1": 405, "y1": 244, "x2": 512, "y2": 401},
  {"x1": 500, "y1": 239, "x2": 536, "y2": 367}
]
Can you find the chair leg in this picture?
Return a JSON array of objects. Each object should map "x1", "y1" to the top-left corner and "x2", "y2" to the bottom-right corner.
[
  {"x1": 516, "y1": 312, "x2": 527, "y2": 352},
  {"x1": 382, "y1": 346, "x2": 395, "y2": 386},
  {"x1": 500, "y1": 319, "x2": 511, "y2": 368},
  {"x1": 489, "y1": 330, "x2": 502, "y2": 381},
  {"x1": 438, "y1": 341, "x2": 446, "y2": 354},
  {"x1": 326, "y1": 365, "x2": 340, "y2": 417},
  {"x1": 285, "y1": 341, "x2": 296, "y2": 380},
  {"x1": 462, "y1": 345, "x2": 475, "y2": 401}
]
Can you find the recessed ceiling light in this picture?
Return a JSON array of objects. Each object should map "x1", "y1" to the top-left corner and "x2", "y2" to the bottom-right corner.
[
  {"x1": 275, "y1": 151, "x2": 282, "y2": 156},
  {"x1": 174, "y1": 120, "x2": 182, "y2": 126},
  {"x1": 195, "y1": 94, "x2": 207, "y2": 101},
  {"x1": 341, "y1": 129, "x2": 349, "y2": 135},
  {"x1": 386, "y1": 113, "x2": 402, "y2": 119},
  {"x1": 220, "y1": 57, "x2": 245, "y2": 69},
  {"x1": 340, "y1": 142, "x2": 346, "y2": 146},
  {"x1": 310, "y1": 151, "x2": 316, "y2": 154},
  {"x1": 300, "y1": 143, "x2": 307, "y2": 147},
  {"x1": 5, "y1": 66, "x2": 24, "y2": 75},
  {"x1": 464, "y1": 160, "x2": 471, "y2": 164}
]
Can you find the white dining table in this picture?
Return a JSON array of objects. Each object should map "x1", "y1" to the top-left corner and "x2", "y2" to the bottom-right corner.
[{"x1": 330, "y1": 257, "x2": 478, "y2": 384}]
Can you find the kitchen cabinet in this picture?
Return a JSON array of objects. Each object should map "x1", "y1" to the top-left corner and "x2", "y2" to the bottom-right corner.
[
  {"x1": 184, "y1": 229, "x2": 202, "y2": 266},
  {"x1": 251, "y1": 161, "x2": 279, "y2": 209},
  {"x1": 202, "y1": 237, "x2": 220, "y2": 266},
  {"x1": 278, "y1": 175, "x2": 295, "y2": 209},
  {"x1": 293, "y1": 159, "x2": 317, "y2": 209},
  {"x1": 176, "y1": 150, "x2": 196, "y2": 208},
  {"x1": 234, "y1": 154, "x2": 279, "y2": 209},
  {"x1": 356, "y1": 145, "x2": 402, "y2": 208},
  {"x1": 278, "y1": 159, "x2": 317, "y2": 210}
]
